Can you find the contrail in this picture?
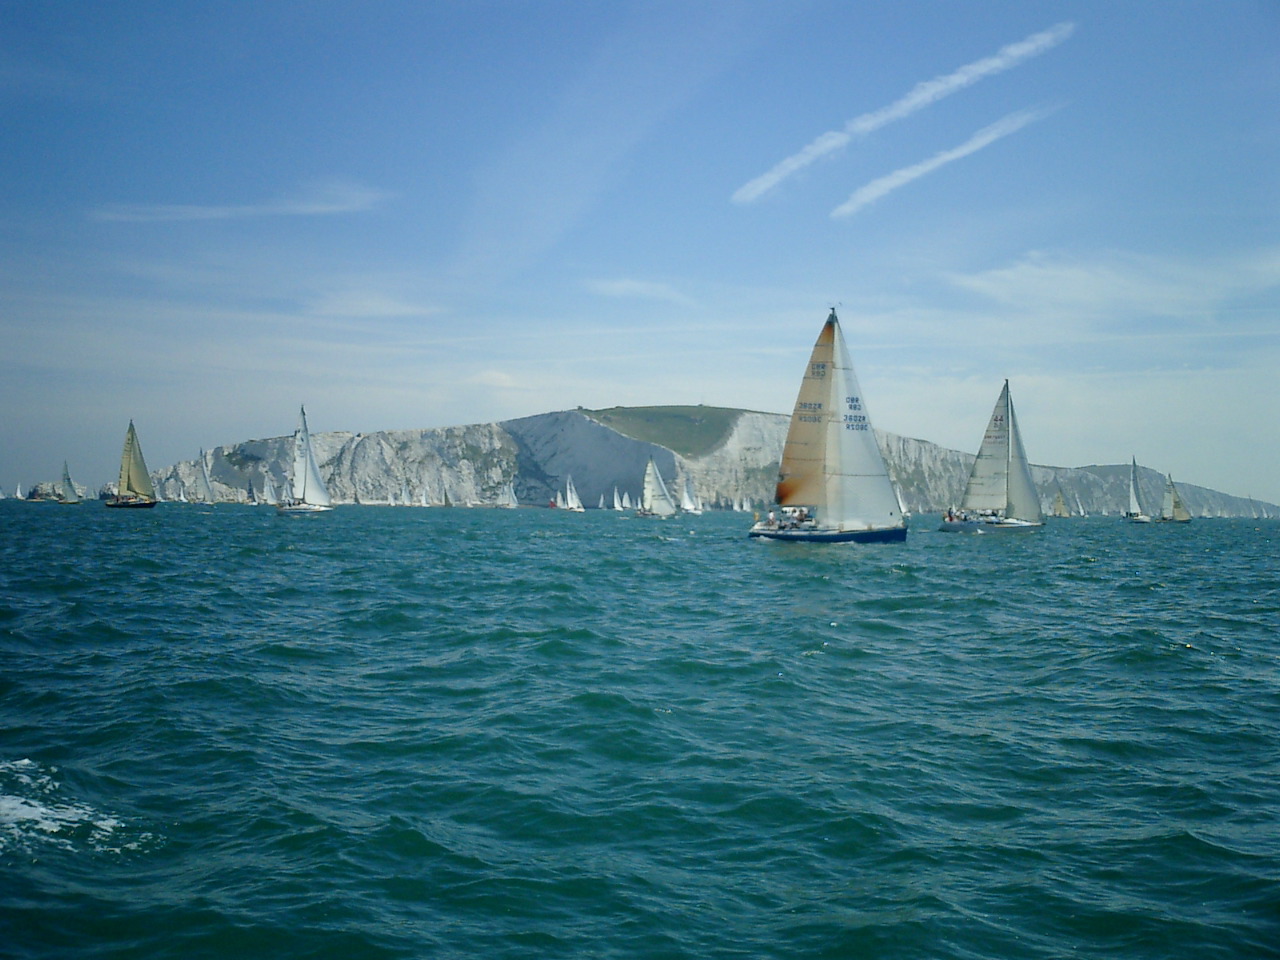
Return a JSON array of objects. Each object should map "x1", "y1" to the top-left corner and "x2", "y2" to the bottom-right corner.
[
  {"x1": 732, "y1": 21, "x2": 1074, "y2": 204},
  {"x1": 829, "y1": 107, "x2": 1052, "y2": 218}
]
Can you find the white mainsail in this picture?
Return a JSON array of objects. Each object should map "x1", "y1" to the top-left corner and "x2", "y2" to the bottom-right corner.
[
  {"x1": 753, "y1": 309, "x2": 904, "y2": 541},
  {"x1": 612, "y1": 487, "x2": 623, "y2": 511},
  {"x1": 281, "y1": 406, "x2": 332, "y2": 511},
  {"x1": 641, "y1": 458, "x2": 678, "y2": 516},
  {"x1": 954, "y1": 380, "x2": 1042, "y2": 524}
]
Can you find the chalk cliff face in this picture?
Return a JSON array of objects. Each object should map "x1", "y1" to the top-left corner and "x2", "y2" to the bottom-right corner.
[{"x1": 150, "y1": 406, "x2": 1274, "y2": 518}]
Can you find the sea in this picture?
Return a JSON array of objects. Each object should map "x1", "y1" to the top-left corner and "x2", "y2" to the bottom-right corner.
[{"x1": 1, "y1": 501, "x2": 1277, "y2": 960}]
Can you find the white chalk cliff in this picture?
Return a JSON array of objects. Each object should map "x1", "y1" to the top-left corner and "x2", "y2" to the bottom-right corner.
[{"x1": 150, "y1": 406, "x2": 1274, "y2": 518}]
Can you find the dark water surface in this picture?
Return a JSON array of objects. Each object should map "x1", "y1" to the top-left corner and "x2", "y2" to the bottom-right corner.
[{"x1": 2, "y1": 503, "x2": 1277, "y2": 958}]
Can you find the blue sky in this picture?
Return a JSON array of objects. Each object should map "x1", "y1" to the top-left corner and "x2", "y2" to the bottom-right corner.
[{"x1": 3, "y1": 1, "x2": 1278, "y2": 503}]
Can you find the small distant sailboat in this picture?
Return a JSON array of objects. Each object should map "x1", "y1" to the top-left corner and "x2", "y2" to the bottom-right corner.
[
  {"x1": 638, "y1": 457, "x2": 678, "y2": 517},
  {"x1": 195, "y1": 450, "x2": 217, "y2": 503},
  {"x1": 679, "y1": 477, "x2": 703, "y2": 516},
  {"x1": 750, "y1": 308, "x2": 905, "y2": 543},
  {"x1": 1124, "y1": 457, "x2": 1151, "y2": 523},
  {"x1": 940, "y1": 380, "x2": 1043, "y2": 533},
  {"x1": 1051, "y1": 489, "x2": 1069, "y2": 518},
  {"x1": 560, "y1": 475, "x2": 585, "y2": 512},
  {"x1": 58, "y1": 461, "x2": 81, "y2": 505},
  {"x1": 497, "y1": 480, "x2": 519, "y2": 509},
  {"x1": 277, "y1": 406, "x2": 333, "y2": 514},
  {"x1": 106, "y1": 421, "x2": 158, "y2": 508},
  {"x1": 1159, "y1": 474, "x2": 1192, "y2": 523}
]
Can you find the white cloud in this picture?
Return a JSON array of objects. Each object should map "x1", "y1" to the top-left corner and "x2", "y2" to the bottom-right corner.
[
  {"x1": 831, "y1": 107, "x2": 1053, "y2": 218},
  {"x1": 91, "y1": 180, "x2": 391, "y2": 223},
  {"x1": 584, "y1": 278, "x2": 694, "y2": 305},
  {"x1": 307, "y1": 292, "x2": 441, "y2": 319},
  {"x1": 732, "y1": 22, "x2": 1074, "y2": 204}
]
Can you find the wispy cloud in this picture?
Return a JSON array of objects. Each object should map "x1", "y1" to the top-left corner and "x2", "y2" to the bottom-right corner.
[
  {"x1": 830, "y1": 107, "x2": 1053, "y2": 218},
  {"x1": 91, "y1": 180, "x2": 390, "y2": 223},
  {"x1": 307, "y1": 291, "x2": 441, "y2": 319},
  {"x1": 585, "y1": 278, "x2": 694, "y2": 305},
  {"x1": 732, "y1": 21, "x2": 1074, "y2": 204}
]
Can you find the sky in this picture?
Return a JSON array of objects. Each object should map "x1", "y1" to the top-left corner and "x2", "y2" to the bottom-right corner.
[{"x1": 3, "y1": 0, "x2": 1278, "y2": 503}]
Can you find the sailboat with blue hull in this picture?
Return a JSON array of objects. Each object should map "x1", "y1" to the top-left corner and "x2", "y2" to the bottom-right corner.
[{"x1": 749, "y1": 309, "x2": 906, "y2": 543}]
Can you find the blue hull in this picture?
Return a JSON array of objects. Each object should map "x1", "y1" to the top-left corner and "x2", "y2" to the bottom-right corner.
[{"x1": 749, "y1": 526, "x2": 907, "y2": 544}]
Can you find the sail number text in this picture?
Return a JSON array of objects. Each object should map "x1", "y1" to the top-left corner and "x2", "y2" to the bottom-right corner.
[{"x1": 843, "y1": 396, "x2": 867, "y2": 430}]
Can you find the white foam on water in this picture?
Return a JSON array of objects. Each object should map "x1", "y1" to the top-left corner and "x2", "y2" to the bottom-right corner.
[{"x1": 0, "y1": 758, "x2": 150, "y2": 855}]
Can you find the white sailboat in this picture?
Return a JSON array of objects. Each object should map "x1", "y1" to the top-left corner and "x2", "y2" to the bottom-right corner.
[
  {"x1": 679, "y1": 477, "x2": 703, "y2": 515},
  {"x1": 1051, "y1": 489, "x2": 1069, "y2": 518},
  {"x1": 1159, "y1": 474, "x2": 1192, "y2": 523},
  {"x1": 278, "y1": 406, "x2": 333, "y2": 514},
  {"x1": 638, "y1": 457, "x2": 678, "y2": 517},
  {"x1": 1124, "y1": 457, "x2": 1151, "y2": 523},
  {"x1": 612, "y1": 487, "x2": 623, "y2": 511},
  {"x1": 497, "y1": 480, "x2": 519, "y2": 509},
  {"x1": 750, "y1": 309, "x2": 905, "y2": 543},
  {"x1": 195, "y1": 450, "x2": 217, "y2": 503},
  {"x1": 940, "y1": 380, "x2": 1043, "y2": 533},
  {"x1": 562, "y1": 475, "x2": 585, "y2": 512},
  {"x1": 58, "y1": 461, "x2": 81, "y2": 505},
  {"x1": 106, "y1": 421, "x2": 158, "y2": 508}
]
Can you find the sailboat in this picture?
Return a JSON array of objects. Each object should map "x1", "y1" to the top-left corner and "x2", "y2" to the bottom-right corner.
[
  {"x1": 1051, "y1": 489, "x2": 1069, "y2": 518},
  {"x1": 749, "y1": 308, "x2": 905, "y2": 543},
  {"x1": 679, "y1": 477, "x2": 703, "y2": 515},
  {"x1": 277, "y1": 406, "x2": 333, "y2": 514},
  {"x1": 497, "y1": 480, "x2": 519, "y2": 509},
  {"x1": 638, "y1": 457, "x2": 678, "y2": 517},
  {"x1": 58, "y1": 461, "x2": 81, "y2": 505},
  {"x1": 1158, "y1": 474, "x2": 1192, "y2": 522},
  {"x1": 561, "y1": 475, "x2": 585, "y2": 512},
  {"x1": 1124, "y1": 457, "x2": 1151, "y2": 523},
  {"x1": 940, "y1": 380, "x2": 1043, "y2": 533},
  {"x1": 195, "y1": 450, "x2": 217, "y2": 503},
  {"x1": 106, "y1": 421, "x2": 158, "y2": 508}
]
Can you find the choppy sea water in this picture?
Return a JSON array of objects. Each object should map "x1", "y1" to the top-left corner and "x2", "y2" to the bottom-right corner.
[{"x1": 1, "y1": 502, "x2": 1277, "y2": 959}]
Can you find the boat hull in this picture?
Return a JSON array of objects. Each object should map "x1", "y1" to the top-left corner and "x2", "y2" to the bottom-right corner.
[
  {"x1": 276, "y1": 502, "x2": 332, "y2": 515},
  {"x1": 939, "y1": 518, "x2": 1042, "y2": 533},
  {"x1": 105, "y1": 498, "x2": 157, "y2": 509},
  {"x1": 749, "y1": 525, "x2": 906, "y2": 544}
]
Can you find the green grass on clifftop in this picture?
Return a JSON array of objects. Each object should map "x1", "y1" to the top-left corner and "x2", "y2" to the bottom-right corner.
[{"x1": 581, "y1": 405, "x2": 746, "y2": 459}]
